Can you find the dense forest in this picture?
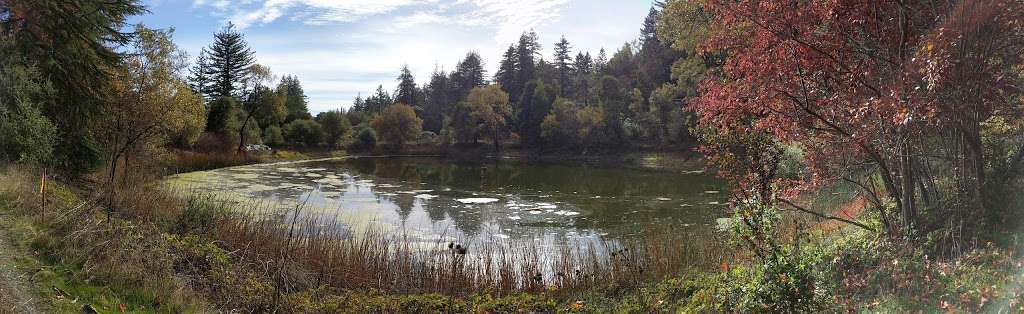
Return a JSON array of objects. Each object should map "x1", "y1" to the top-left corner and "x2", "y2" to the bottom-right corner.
[{"x1": 3, "y1": 0, "x2": 1024, "y2": 312}]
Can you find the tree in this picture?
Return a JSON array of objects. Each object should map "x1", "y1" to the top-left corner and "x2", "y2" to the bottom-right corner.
[
  {"x1": 516, "y1": 81, "x2": 557, "y2": 148},
  {"x1": 364, "y1": 85, "x2": 393, "y2": 114},
  {"x1": 278, "y1": 75, "x2": 312, "y2": 122},
  {"x1": 316, "y1": 109, "x2": 351, "y2": 148},
  {"x1": 371, "y1": 103, "x2": 422, "y2": 148},
  {"x1": 263, "y1": 125, "x2": 284, "y2": 146},
  {"x1": 3, "y1": 0, "x2": 145, "y2": 174},
  {"x1": 637, "y1": 6, "x2": 680, "y2": 96},
  {"x1": 464, "y1": 85, "x2": 512, "y2": 151},
  {"x1": 495, "y1": 45, "x2": 518, "y2": 96},
  {"x1": 237, "y1": 64, "x2": 284, "y2": 152},
  {"x1": 205, "y1": 22, "x2": 255, "y2": 99},
  {"x1": 514, "y1": 31, "x2": 541, "y2": 103},
  {"x1": 694, "y1": 0, "x2": 1024, "y2": 238},
  {"x1": 188, "y1": 48, "x2": 212, "y2": 100},
  {"x1": 553, "y1": 36, "x2": 574, "y2": 97},
  {"x1": 573, "y1": 52, "x2": 594, "y2": 105},
  {"x1": 452, "y1": 52, "x2": 487, "y2": 99},
  {"x1": 206, "y1": 97, "x2": 240, "y2": 137},
  {"x1": 283, "y1": 119, "x2": 324, "y2": 147},
  {"x1": 102, "y1": 25, "x2": 205, "y2": 209},
  {"x1": 422, "y1": 68, "x2": 452, "y2": 133},
  {"x1": 395, "y1": 65, "x2": 419, "y2": 106},
  {"x1": 0, "y1": 39, "x2": 57, "y2": 165}
]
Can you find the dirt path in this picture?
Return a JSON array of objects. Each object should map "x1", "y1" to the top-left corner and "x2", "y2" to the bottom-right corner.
[{"x1": 0, "y1": 215, "x2": 40, "y2": 313}]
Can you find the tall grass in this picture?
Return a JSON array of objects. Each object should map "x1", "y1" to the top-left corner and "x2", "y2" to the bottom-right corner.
[{"x1": 179, "y1": 191, "x2": 731, "y2": 298}]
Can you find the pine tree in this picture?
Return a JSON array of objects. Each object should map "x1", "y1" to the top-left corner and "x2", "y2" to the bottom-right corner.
[
  {"x1": 278, "y1": 75, "x2": 311, "y2": 122},
  {"x1": 494, "y1": 45, "x2": 518, "y2": 97},
  {"x1": 573, "y1": 52, "x2": 594, "y2": 105},
  {"x1": 637, "y1": 6, "x2": 679, "y2": 95},
  {"x1": 595, "y1": 48, "x2": 608, "y2": 74},
  {"x1": 395, "y1": 65, "x2": 418, "y2": 106},
  {"x1": 452, "y1": 52, "x2": 487, "y2": 99},
  {"x1": 513, "y1": 30, "x2": 541, "y2": 103},
  {"x1": 352, "y1": 94, "x2": 365, "y2": 112},
  {"x1": 553, "y1": 36, "x2": 574, "y2": 97},
  {"x1": 422, "y1": 68, "x2": 451, "y2": 133},
  {"x1": 206, "y1": 22, "x2": 255, "y2": 99},
  {"x1": 188, "y1": 48, "x2": 212, "y2": 101}
]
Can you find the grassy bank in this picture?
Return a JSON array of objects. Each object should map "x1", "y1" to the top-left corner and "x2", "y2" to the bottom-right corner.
[{"x1": 2, "y1": 164, "x2": 1024, "y2": 312}]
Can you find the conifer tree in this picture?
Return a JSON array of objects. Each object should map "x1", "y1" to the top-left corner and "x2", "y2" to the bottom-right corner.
[
  {"x1": 553, "y1": 36, "x2": 574, "y2": 97},
  {"x1": 206, "y1": 22, "x2": 255, "y2": 99},
  {"x1": 278, "y1": 75, "x2": 311, "y2": 122},
  {"x1": 494, "y1": 45, "x2": 518, "y2": 97},
  {"x1": 395, "y1": 65, "x2": 419, "y2": 106}
]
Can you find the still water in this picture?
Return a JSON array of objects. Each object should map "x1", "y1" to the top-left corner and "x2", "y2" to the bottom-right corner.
[{"x1": 166, "y1": 156, "x2": 728, "y2": 246}]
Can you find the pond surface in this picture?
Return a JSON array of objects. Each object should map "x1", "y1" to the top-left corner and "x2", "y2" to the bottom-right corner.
[{"x1": 165, "y1": 156, "x2": 728, "y2": 247}]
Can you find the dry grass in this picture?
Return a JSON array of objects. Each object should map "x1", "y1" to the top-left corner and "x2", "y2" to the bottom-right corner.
[{"x1": 179, "y1": 192, "x2": 732, "y2": 298}]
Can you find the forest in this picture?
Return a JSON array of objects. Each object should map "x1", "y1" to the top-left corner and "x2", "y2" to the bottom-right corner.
[{"x1": 2, "y1": 0, "x2": 1024, "y2": 313}]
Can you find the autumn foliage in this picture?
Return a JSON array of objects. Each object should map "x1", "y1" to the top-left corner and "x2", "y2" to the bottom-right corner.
[{"x1": 693, "y1": 0, "x2": 1024, "y2": 238}]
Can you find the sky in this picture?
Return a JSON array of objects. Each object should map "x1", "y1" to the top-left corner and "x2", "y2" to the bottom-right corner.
[{"x1": 133, "y1": 0, "x2": 657, "y2": 113}]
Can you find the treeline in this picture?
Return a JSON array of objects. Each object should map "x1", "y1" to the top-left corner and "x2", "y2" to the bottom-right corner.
[
  {"x1": 342, "y1": 1, "x2": 703, "y2": 152},
  {"x1": 187, "y1": 23, "x2": 350, "y2": 153}
]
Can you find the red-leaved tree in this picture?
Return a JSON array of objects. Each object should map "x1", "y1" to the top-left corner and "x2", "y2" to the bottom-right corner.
[{"x1": 694, "y1": 0, "x2": 1024, "y2": 238}]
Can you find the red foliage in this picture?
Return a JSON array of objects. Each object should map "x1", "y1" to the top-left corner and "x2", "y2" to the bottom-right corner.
[{"x1": 693, "y1": 0, "x2": 1024, "y2": 233}]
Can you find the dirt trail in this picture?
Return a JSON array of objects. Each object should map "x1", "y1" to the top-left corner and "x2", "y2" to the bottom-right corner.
[{"x1": 0, "y1": 215, "x2": 40, "y2": 313}]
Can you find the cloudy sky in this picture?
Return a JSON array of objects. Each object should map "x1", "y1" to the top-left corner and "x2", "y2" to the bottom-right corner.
[{"x1": 134, "y1": 0, "x2": 657, "y2": 113}]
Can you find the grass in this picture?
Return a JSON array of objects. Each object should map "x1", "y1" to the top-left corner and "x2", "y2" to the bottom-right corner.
[{"x1": 4, "y1": 162, "x2": 1024, "y2": 312}]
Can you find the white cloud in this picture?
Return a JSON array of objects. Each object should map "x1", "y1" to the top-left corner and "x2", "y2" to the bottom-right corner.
[{"x1": 183, "y1": 0, "x2": 651, "y2": 112}]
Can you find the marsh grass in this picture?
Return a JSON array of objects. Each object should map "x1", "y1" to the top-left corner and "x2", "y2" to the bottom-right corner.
[{"x1": 177, "y1": 190, "x2": 731, "y2": 298}]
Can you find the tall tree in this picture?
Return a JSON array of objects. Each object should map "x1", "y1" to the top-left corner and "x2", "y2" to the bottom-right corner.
[
  {"x1": 573, "y1": 52, "x2": 594, "y2": 105},
  {"x1": 103, "y1": 25, "x2": 205, "y2": 208},
  {"x1": 516, "y1": 81, "x2": 556, "y2": 148},
  {"x1": 278, "y1": 75, "x2": 311, "y2": 122},
  {"x1": 637, "y1": 6, "x2": 680, "y2": 96},
  {"x1": 395, "y1": 65, "x2": 419, "y2": 106},
  {"x1": 3, "y1": 0, "x2": 145, "y2": 174},
  {"x1": 371, "y1": 103, "x2": 422, "y2": 148},
  {"x1": 594, "y1": 48, "x2": 609, "y2": 74},
  {"x1": 452, "y1": 52, "x2": 487, "y2": 99},
  {"x1": 237, "y1": 64, "x2": 284, "y2": 152},
  {"x1": 465, "y1": 85, "x2": 512, "y2": 152},
  {"x1": 494, "y1": 45, "x2": 518, "y2": 98},
  {"x1": 553, "y1": 36, "x2": 574, "y2": 97},
  {"x1": 513, "y1": 30, "x2": 541, "y2": 103},
  {"x1": 188, "y1": 48, "x2": 212, "y2": 101},
  {"x1": 422, "y1": 68, "x2": 452, "y2": 133},
  {"x1": 206, "y1": 22, "x2": 255, "y2": 99}
]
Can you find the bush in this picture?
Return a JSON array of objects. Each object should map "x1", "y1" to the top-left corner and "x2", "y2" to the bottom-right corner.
[
  {"x1": 262, "y1": 125, "x2": 284, "y2": 147},
  {"x1": 349, "y1": 128, "x2": 377, "y2": 151},
  {"x1": 315, "y1": 110, "x2": 351, "y2": 148},
  {"x1": 370, "y1": 103, "x2": 422, "y2": 147},
  {"x1": 282, "y1": 119, "x2": 324, "y2": 147}
]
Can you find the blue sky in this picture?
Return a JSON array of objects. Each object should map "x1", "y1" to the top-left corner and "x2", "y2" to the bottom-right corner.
[{"x1": 133, "y1": 0, "x2": 657, "y2": 113}]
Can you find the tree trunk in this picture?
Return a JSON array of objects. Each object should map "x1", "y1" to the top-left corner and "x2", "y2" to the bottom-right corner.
[{"x1": 238, "y1": 114, "x2": 253, "y2": 153}]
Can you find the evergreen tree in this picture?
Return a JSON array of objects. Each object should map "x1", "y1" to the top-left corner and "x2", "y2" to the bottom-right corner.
[
  {"x1": 595, "y1": 48, "x2": 609, "y2": 74},
  {"x1": 188, "y1": 48, "x2": 212, "y2": 101},
  {"x1": 278, "y1": 75, "x2": 311, "y2": 122},
  {"x1": 3, "y1": 0, "x2": 145, "y2": 174},
  {"x1": 452, "y1": 52, "x2": 487, "y2": 99},
  {"x1": 494, "y1": 45, "x2": 518, "y2": 98},
  {"x1": 395, "y1": 65, "x2": 419, "y2": 106},
  {"x1": 206, "y1": 22, "x2": 255, "y2": 99},
  {"x1": 422, "y1": 68, "x2": 451, "y2": 133},
  {"x1": 573, "y1": 52, "x2": 594, "y2": 105},
  {"x1": 637, "y1": 6, "x2": 679, "y2": 96},
  {"x1": 553, "y1": 36, "x2": 574, "y2": 97},
  {"x1": 516, "y1": 81, "x2": 556, "y2": 148},
  {"x1": 513, "y1": 30, "x2": 541, "y2": 103}
]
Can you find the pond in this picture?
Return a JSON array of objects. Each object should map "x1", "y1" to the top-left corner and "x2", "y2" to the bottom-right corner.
[{"x1": 165, "y1": 156, "x2": 729, "y2": 248}]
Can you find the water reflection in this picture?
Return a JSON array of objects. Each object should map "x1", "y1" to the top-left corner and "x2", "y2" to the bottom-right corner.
[{"x1": 166, "y1": 156, "x2": 728, "y2": 246}]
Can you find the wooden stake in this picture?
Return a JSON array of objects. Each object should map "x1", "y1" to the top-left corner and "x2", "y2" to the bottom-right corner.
[{"x1": 39, "y1": 167, "x2": 45, "y2": 223}]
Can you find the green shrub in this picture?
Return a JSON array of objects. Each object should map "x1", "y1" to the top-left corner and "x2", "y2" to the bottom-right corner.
[{"x1": 283, "y1": 119, "x2": 324, "y2": 147}]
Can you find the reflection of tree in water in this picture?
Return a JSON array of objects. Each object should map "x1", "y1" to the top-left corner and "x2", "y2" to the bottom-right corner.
[
  {"x1": 423, "y1": 199, "x2": 447, "y2": 221},
  {"x1": 446, "y1": 205, "x2": 483, "y2": 236},
  {"x1": 392, "y1": 193, "x2": 416, "y2": 222}
]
